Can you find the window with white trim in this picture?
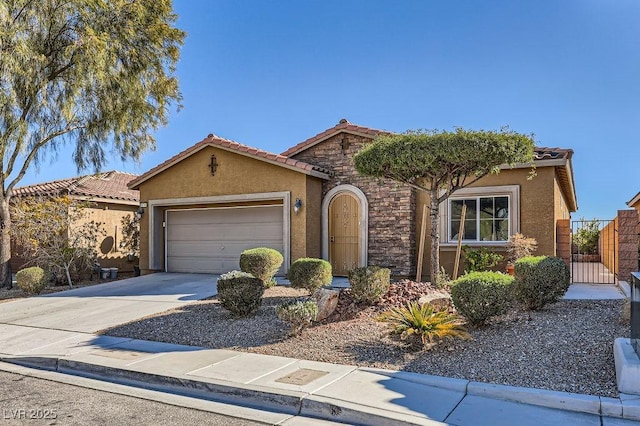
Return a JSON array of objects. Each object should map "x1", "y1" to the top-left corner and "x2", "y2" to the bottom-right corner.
[
  {"x1": 440, "y1": 185, "x2": 520, "y2": 245},
  {"x1": 449, "y1": 195, "x2": 510, "y2": 242}
]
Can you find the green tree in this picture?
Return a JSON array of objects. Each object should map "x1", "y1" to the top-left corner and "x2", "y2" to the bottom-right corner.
[
  {"x1": 0, "y1": 0, "x2": 184, "y2": 287},
  {"x1": 354, "y1": 128, "x2": 535, "y2": 282},
  {"x1": 11, "y1": 196, "x2": 104, "y2": 287}
]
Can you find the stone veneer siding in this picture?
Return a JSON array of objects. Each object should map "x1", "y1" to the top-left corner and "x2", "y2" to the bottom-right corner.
[{"x1": 291, "y1": 133, "x2": 416, "y2": 276}]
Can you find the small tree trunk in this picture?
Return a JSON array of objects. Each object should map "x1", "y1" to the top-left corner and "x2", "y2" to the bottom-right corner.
[
  {"x1": 429, "y1": 191, "x2": 441, "y2": 283},
  {"x1": 0, "y1": 198, "x2": 13, "y2": 288},
  {"x1": 63, "y1": 263, "x2": 73, "y2": 288}
]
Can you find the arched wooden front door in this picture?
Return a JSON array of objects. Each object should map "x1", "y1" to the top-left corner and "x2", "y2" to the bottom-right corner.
[{"x1": 328, "y1": 192, "x2": 360, "y2": 276}]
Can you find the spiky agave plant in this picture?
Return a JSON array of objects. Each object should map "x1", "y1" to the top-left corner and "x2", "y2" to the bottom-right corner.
[{"x1": 378, "y1": 302, "x2": 471, "y2": 349}]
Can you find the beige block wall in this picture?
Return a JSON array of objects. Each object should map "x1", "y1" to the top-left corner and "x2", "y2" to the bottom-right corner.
[
  {"x1": 136, "y1": 146, "x2": 323, "y2": 272},
  {"x1": 417, "y1": 167, "x2": 558, "y2": 280}
]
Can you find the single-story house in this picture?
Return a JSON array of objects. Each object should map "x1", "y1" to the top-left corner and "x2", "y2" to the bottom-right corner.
[
  {"x1": 12, "y1": 171, "x2": 140, "y2": 271},
  {"x1": 128, "y1": 119, "x2": 577, "y2": 279},
  {"x1": 628, "y1": 192, "x2": 640, "y2": 211}
]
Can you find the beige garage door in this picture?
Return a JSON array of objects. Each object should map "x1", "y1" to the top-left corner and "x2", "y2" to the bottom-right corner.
[{"x1": 166, "y1": 205, "x2": 284, "y2": 274}]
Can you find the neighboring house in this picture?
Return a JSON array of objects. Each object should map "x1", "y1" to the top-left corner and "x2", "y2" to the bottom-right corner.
[
  {"x1": 12, "y1": 171, "x2": 140, "y2": 272},
  {"x1": 628, "y1": 192, "x2": 640, "y2": 211},
  {"x1": 129, "y1": 119, "x2": 578, "y2": 279}
]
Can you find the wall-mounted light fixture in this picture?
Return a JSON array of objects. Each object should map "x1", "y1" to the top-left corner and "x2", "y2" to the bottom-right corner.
[
  {"x1": 135, "y1": 202, "x2": 147, "y2": 220},
  {"x1": 294, "y1": 198, "x2": 303, "y2": 214}
]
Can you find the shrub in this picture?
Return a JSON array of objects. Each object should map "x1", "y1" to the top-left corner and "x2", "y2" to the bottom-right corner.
[
  {"x1": 16, "y1": 267, "x2": 47, "y2": 295},
  {"x1": 287, "y1": 258, "x2": 332, "y2": 293},
  {"x1": 216, "y1": 271, "x2": 264, "y2": 316},
  {"x1": 506, "y1": 233, "x2": 537, "y2": 264},
  {"x1": 513, "y1": 256, "x2": 570, "y2": 310},
  {"x1": 239, "y1": 247, "x2": 283, "y2": 288},
  {"x1": 450, "y1": 271, "x2": 514, "y2": 326},
  {"x1": 348, "y1": 266, "x2": 391, "y2": 304},
  {"x1": 572, "y1": 219, "x2": 600, "y2": 255},
  {"x1": 378, "y1": 302, "x2": 470, "y2": 350},
  {"x1": 462, "y1": 246, "x2": 504, "y2": 272},
  {"x1": 433, "y1": 266, "x2": 452, "y2": 290},
  {"x1": 276, "y1": 300, "x2": 318, "y2": 335}
]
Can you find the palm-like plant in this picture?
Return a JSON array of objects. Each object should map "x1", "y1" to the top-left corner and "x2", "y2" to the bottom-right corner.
[{"x1": 378, "y1": 302, "x2": 471, "y2": 349}]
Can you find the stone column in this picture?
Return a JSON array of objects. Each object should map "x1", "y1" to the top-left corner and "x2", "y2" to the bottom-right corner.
[
  {"x1": 556, "y1": 219, "x2": 571, "y2": 268},
  {"x1": 617, "y1": 210, "x2": 640, "y2": 284}
]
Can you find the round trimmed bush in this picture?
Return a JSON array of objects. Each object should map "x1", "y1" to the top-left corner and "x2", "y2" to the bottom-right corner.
[
  {"x1": 216, "y1": 271, "x2": 264, "y2": 316},
  {"x1": 348, "y1": 266, "x2": 391, "y2": 304},
  {"x1": 16, "y1": 266, "x2": 47, "y2": 295},
  {"x1": 239, "y1": 247, "x2": 283, "y2": 288},
  {"x1": 287, "y1": 258, "x2": 332, "y2": 293},
  {"x1": 513, "y1": 256, "x2": 570, "y2": 310},
  {"x1": 450, "y1": 271, "x2": 514, "y2": 326}
]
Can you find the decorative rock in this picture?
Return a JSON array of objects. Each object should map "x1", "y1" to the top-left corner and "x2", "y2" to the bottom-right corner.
[
  {"x1": 313, "y1": 288, "x2": 340, "y2": 321},
  {"x1": 418, "y1": 290, "x2": 453, "y2": 311}
]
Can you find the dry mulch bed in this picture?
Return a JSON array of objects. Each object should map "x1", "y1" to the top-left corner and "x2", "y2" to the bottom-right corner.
[{"x1": 100, "y1": 281, "x2": 629, "y2": 398}]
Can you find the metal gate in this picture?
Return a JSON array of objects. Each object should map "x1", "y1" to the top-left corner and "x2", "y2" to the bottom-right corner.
[{"x1": 570, "y1": 219, "x2": 616, "y2": 284}]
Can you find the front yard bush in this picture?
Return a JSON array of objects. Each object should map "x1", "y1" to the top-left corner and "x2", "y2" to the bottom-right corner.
[
  {"x1": 450, "y1": 271, "x2": 514, "y2": 326},
  {"x1": 287, "y1": 258, "x2": 332, "y2": 293},
  {"x1": 276, "y1": 299, "x2": 318, "y2": 335},
  {"x1": 513, "y1": 256, "x2": 570, "y2": 310},
  {"x1": 16, "y1": 266, "x2": 47, "y2": 295},
  {"x1": 216, "y1": 271, "x2": 264, "y2": 316},
  {"x1": 462, "y1": 246, "x2": 504, "y2": 272},
  {"x1": 378, "y1": 302, "x2": 470, "y2": 350},
  {"x1": 348, "y1": 266, "x2": 391, "y2": 304},
  {"x1": 239, "y1": 247, "x2": 283, "y2": 288}
]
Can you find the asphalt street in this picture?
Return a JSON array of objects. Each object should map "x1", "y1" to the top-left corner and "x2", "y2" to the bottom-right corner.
[{"x1": 0, "y1": 370, "x2": 264, "y2": 426}]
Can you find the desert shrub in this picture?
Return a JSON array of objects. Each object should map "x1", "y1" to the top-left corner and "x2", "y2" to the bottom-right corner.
[
  {"x1": 348, "y1": 266, "x2": 391, "y2": 304},
  {"x1": 513, "y1": 256, "x2": 570, "y2": 310},
  {"x1": 506, "y1": 233, "x2": 537, "y2": 264},
  {"x1": 433, "y1": 266, "x2": 452, "y2": 289},
  {"x1": 239, "y1": 247, "x2": 283, "y2": 288},
  {"x1": 276, "y1": 299, "x2": 318, "y2": 335},
  {"x1": 378, "y1": 302, "x2": 470, "y2": 350},
  {"x1": 462, "y1": 246, "x2": 503, "y2": 272},
  {"x1": 450, "y1": 271, "x2": 514, "y2": 326},
  {"x1": 287, "y1": 258, "x2": 332, "y2": 293},
  {"x1": 216, "y1": 271, "x2": 264, "y2": 316},
  {"x1": 16, "y1": 267, "x2": 47, "y2": 295}
]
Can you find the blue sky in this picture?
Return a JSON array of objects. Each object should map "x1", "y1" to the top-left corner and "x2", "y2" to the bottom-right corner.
[{"x1": 20, "y1": 0, "x2": 640, "y2": 220}]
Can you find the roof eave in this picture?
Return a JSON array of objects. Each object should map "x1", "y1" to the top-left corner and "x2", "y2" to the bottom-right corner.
[{"x1": 627, "y1": 192, "x2": 640, "y2": 208}]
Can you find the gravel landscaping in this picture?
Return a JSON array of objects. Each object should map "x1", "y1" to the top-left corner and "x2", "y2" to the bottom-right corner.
[{"x1": 100, "y1": 284, "x2": 629, "y2": 398}]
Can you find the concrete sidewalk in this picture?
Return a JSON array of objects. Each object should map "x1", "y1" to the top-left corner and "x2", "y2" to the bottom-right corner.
[
  {"x1": 0, "y1": 329, "x2": 638, "y2": 426},
  {"x1": 0, "y1": 275, "x2": 636, "y2": 425}
]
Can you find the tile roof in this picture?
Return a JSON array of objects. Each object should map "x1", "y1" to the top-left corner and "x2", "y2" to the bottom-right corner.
[
  {"x1": 533, "y1": 147, "x2": 573, "y2": 161},
  {"x1": 128, "y1": 134, "x2": 331, "y2": 189},
  {"x1": 13, "y1": 171, "x2": 139, "y2": 203},
  {"x1": 281, "y1": 118, "x2": 390, "y2": 157}
]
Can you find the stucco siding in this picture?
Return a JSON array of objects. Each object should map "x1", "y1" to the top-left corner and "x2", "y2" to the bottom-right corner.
[{"x1": 137, "y1": 146, "x2": 322, "y2": 273}]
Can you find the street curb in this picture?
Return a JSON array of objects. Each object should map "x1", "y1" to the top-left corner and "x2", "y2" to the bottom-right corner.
[{"x1": 2, "y1": 354, "x2": 636, "y2": 423}]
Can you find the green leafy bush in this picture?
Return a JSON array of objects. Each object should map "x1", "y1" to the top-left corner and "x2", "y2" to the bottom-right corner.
[
  {"x1": 348, "y1": 266, "x2": 391, "y2": 304},
  {"x1": 513, "y1": 256, "x2": 570, "y2": 310},
  {"x1": 276, "y1": 300, "x2": 318, "y2": 335},
  {"x1": 462, "y1": 246, "x2": 504, "y2": 272},
  {"x1": 239, "y1": 247, "x2": 283, "y2": 288},
  {"x1": 572, "y1": 219, "x2": 600, "y2": 255},
  {"x1": 378, "y1": 302, "x2": 470, "y2": 350},
  {"x1": 450, "y1": 271, "x2": 514, "y2": 326},
  {"x1": 216, "y1": 271, "x2": 264, "y2": 316},
  {"x1": 16, "y1": 266, "x2": 47, "y2": 295},
  {"x1": 287, "y1": 258, "x2": 332, "y2": 293}
]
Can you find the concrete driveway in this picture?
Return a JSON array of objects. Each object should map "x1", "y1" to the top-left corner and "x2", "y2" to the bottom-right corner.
[{"x1": 0, "y1": 273, "x2": 218, "y2": 334}]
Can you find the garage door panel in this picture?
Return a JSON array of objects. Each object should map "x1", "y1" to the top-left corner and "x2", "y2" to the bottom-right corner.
[{"x1": 166, "y1": 206, "x2": 285, "y2": 274}]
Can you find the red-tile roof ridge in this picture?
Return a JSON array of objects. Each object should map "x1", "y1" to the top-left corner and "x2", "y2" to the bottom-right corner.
[
  {"x1": 281, "y1": 118, "x2": 391, "y2": 157},
  {"x1": 128, "y1": 134, "x2": 331, "y2": 189},
  {"x1": 13, "y1": 171, "x2": 139, "y2": 203}
]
